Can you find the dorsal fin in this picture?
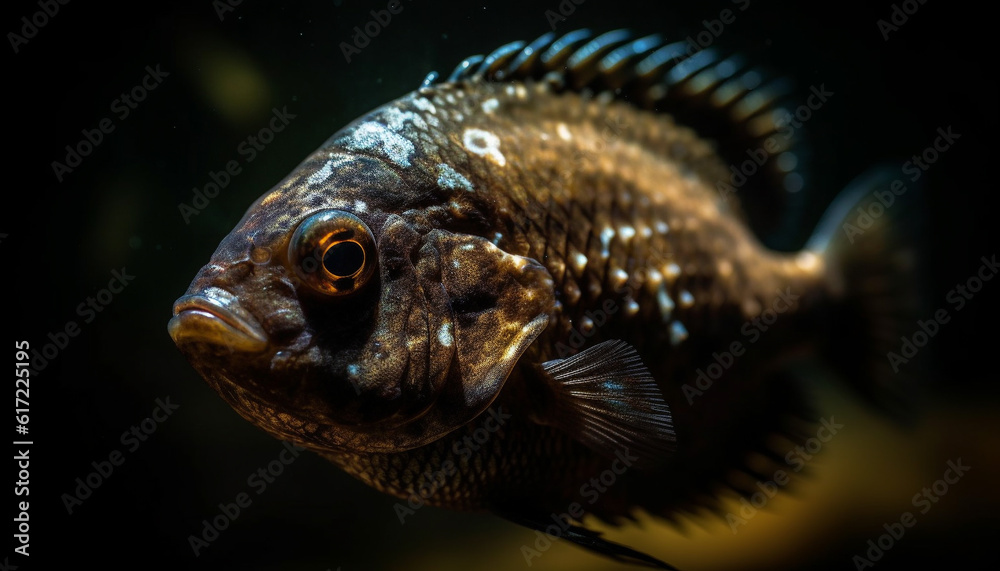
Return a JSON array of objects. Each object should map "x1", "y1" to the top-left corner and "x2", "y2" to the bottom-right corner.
[{"x1": 424, "y1": 29, "x2": 811, "y2": 248}]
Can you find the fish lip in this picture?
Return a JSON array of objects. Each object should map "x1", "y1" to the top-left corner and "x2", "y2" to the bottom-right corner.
[{"x1": 168, "y1": 287, "x2": 269, "y2": 352}]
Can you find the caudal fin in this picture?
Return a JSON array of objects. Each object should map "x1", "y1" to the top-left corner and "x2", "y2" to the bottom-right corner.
[{"x1": 806, "y1": 167, "x2": 927, "y2": 418}]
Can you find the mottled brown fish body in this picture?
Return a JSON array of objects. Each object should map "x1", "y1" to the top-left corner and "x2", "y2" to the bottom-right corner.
[
  {"x1": 296, "y1": 80, "x2": 830, "y2": 519},
  {"x1": 170, "y1": 32, "x2": 915, "y2": 566}
]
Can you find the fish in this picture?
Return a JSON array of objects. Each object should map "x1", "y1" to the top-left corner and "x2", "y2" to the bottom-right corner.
[{"x1": 168, "y1": 29, "x2": 920, "y2": 569}]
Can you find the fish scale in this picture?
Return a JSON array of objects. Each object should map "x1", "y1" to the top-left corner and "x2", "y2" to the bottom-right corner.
[
  {"x1": 227, "y1": 79, "x2": 822, "y2": 511},
  {"x1": 417, "y1": 82, "x2": 813, "y2": 354},
  {"x1": 312, "y1": 85, "x2": 817, "y2": 514},
  {"x1": 170, "y1": 29, "x2": 922, "y2": 568}
]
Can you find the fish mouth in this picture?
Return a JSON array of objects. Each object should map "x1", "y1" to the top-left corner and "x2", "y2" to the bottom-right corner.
[{"x1": 168, "y1": 287, "x2": 269, "y2": 352}]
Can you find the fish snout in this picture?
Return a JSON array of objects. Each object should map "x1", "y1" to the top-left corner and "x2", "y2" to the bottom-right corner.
[{"x1": 168, "y1": 287, "x2": 269, "y2": 352}]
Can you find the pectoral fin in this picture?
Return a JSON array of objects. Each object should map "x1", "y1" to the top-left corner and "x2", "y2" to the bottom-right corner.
[{"x1": 538, "y1": 340, "x2": 676, "y2": 467}]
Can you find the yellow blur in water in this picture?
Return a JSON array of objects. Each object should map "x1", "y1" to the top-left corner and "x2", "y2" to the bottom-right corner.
[{"x1": 395, "y1": 383, "x2": 998, "y2": 571}]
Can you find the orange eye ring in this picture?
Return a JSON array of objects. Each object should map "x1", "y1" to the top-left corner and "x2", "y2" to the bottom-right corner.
[{"x1": 288, "y1": 210, "x2": 377, "y2": 295}]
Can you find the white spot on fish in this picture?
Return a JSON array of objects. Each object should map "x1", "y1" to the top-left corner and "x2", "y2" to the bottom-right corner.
[
  {"x1": 796, "y1": 252, "x2": 820, "y2": 271},
  {"x1": 656, "y1": 221, "x2": 670, "y2": 234},
  {"x1": 463, "y1": 128, "x2": 506, "y2": 166},
  {"x1": 670, "y1": 321, "x2": 689, "y2": 345},
  {"x1": 557, "y1": 123, "x2": 572, "y2": 141},
  {"x1": 307, "y1": 161, "x2": 333, "y2": 186},
  {"x1": 600, "y1": 227, "x2": 615, "y2": 258},
  {"x1": 611, "y1": 268, "x2": 629, "y2": 288},
  {"x1": 436, "y1": 163, "x2": 474, "y2": 191},
  {"x1": 665, "y1": 262, "x2": 681, "y2": 279},
  {"x1": 437, "y1": 323, "x2": 453, "y2": 347},
  {"x1": 413, "y1": 97, "x2": 436, "y2": 114},
  {"x1": 618, "y1": 225, "x2": 636, "y2": 242},
  {"x1": 384, "y1": 107, "x2": 427, "y2": 132},
  {"x1": 679, "y1": 290, "x2": 694, "y2": 307},
  {"x1": 657, "y1": 284, "x2": 674, "y2": 322},
  {"x1": 343, "y1": 121, "x2": 414, "y2": 167},
  {"x1": 580, "y1": 316, "x2": 595, "y2": 334},
  {"x1": 305, "y1": 155, "x2": 350, "y2": 187},
  {"x1": 460, "y1": 243, "x2": 475, "y2": 251},
  {"x1": 482, "y1": 98, "x2": 499, "y2": 114},
  {"x1": 647, "y1": 268, "x2": 663, "y2": 286},
  {"x1": 347, "y1": 364, "x2": 360, "y2": 377},
  {"x1": 572, "y1": 252, "x2": 588, "y2": 274},
  {"x1": 625, "y1": 299, "x2": 640, "y2": 316},
  {"x1": 492, "y1": 232, "x2": 503, "y2": 245},
  {"x1": 353, "y1": 200, "x2": 368, "y2": 213}
]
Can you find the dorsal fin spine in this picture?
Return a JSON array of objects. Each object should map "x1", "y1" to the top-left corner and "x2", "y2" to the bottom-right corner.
[{"x1": 427, "y1": 28, "x2": 813, "y2": 245}]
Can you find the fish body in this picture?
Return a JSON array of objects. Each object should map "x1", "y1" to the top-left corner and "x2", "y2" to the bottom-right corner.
[{"x1": 169, "y1": 30, "x2": 916, "y2": 566}]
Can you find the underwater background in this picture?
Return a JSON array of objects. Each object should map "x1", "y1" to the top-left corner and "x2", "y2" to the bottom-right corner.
[{"x1": 7, "y1": 0, "x2": 998, "y2": 569}]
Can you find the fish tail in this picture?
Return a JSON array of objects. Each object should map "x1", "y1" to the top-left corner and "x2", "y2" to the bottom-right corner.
[{"x1": 806, "y1": 166, "x2": 927, "y2": 418}]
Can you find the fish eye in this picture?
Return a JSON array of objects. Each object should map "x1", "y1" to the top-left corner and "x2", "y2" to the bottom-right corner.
[{"x1": 288, "y1": 210, "x2": 377, "y2": 295}]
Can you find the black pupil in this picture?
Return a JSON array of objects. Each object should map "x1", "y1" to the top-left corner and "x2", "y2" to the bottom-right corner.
[{"x1": 323, "y1": 241, "x2": 364, "y2": 277}]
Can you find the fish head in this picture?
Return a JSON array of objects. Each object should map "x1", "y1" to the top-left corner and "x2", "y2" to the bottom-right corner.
[{"x1": 169, "y1": 124, "x2": 554, "y2": 453}]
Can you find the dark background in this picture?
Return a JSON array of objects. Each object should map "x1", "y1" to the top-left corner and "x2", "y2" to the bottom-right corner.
[{"x1": 6, "y1": 0, "x2": 997, "y2": 569}]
